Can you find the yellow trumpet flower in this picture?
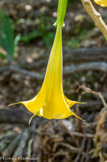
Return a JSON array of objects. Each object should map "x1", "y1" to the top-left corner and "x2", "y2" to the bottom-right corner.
[
  {"x1": 94, "y1": 0, "x2": 107, "y2": 7},
  {"x1": 9, "y1": 0, "x2": 84, "y2": 123},
  {"x1": 9, "y1": 24, "x2": 83, "y2": 121}
]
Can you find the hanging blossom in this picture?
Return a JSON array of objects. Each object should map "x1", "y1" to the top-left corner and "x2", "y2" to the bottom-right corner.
[
  {"x1": 94, "y1": 0, "x2": 107, "y2": 7},
  {"x1": 9, "y1": 0, "x2": 84, "y2": 123}
]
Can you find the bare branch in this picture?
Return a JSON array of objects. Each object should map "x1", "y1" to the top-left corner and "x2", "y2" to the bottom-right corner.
[
  {"x1": 9, "y1": 65, "x2": 43, "y2": 81},
  {"x1": 21, "y1": 47, "x2": 107, "y2": 70},
  {"x1": 81, "y1": 0, "x2": 107, "y2": 41},
  {"x1": 1, "y1": 62, "x2": 107, "y2": 81},
  {"x1": 64, "y1": 62, "x2": 107, "y2": 75},
  {"x1": 76, "y1": 82, "x2": 107, "y2": 108}
]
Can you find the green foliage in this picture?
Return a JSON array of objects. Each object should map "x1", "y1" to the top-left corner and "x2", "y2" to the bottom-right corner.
[
  {"x1": 68, "y1": 0, "x2": 80, "y2": 6},
  {"x1": 78, "y1": 30, "x2": 89, "y2": 40},
  {"x1": 43, "y1": 32, "x2": 54, "y2": 48},
  {"x1": 0, "y1": 53, "x2": 7, "y2": 59},
  {"x1": 0, "y1": 10, "x2": 20, "y2": 61},
  {"x1": 20, "y1": 13, "x2": 54, "y2": 48},
  {"x1": 66, "y1": 37, "x2": 80, "y2": 49},
  {"x1": 21, "y1": 30, "x2": 42, "y2": 43},
  {"x1": 39, "y1": 12, "x2": 55, "y2": 48}
]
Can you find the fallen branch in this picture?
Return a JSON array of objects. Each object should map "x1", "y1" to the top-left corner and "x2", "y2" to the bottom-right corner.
[
  {"x1": 0, "y1": 101, "x2": 102, "y2": 125},
  {"x1": 9, "y1": 65, "x2": 43, "y2": 81},
  {"x1": 1, "y1": 62, "x2": 107, "y2": 81},
  {"x1": 2, "y1": 134, "x2": 22, "y2": 157},
  {"x1": 81, "y1": 0, "x2": 107, "y2": 41},
  {"x1": 21, "y1": 47, "x2": 107, "y2": 70},
  {"x1": 64, "y1": 62, "x2": 107, "y2": 76},
  {"x1": 0, "y1": 108, "x2": 47, "y2": 125},
  {"x1": 13, "y1": 128, "x2": 32, "y2": 158},
  {"x1": 0, "y1": 132, "x2": 16, "y2": 153},
  {"x1": 79, "y1": 100, "x2": 102, "y2": 112},
  {"x1": 0, "y1": 108, "x2": 32, "y2": 124}
]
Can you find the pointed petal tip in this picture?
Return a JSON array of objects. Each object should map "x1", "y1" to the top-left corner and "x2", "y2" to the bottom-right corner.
[
  {"x1": 8, "y1": 102, "x2": 22, "y2": 107},
  {"x1": 79, "y1": 117, "x2": 85, "y2": 122},
  {"x1": 79, "y1": 102, "x2": 87, "y2": 105},
  {"x1": 75, "y1": 115, "x2": 85, "y2": 122},
  {"x1": 28, "y1": 114, "x2": 36, "y2": 125},
  {"x1": 72, "y1": 111, "x2": 85, "y2": 122}
]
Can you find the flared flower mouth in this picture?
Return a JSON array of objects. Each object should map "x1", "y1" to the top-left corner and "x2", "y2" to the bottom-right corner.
[
  {"x1": 9, "y1": 24, "x2": 84, "y2": 123},
  {"x1": 9, "y1": 0, "x2": 85, "y2": 123},
  {"x1": 94, "y1": 0, "x2": 107, "y2": 7}
]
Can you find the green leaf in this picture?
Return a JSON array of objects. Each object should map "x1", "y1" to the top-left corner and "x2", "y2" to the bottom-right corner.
[
  {"x1": 0, "y1": 10, "x2": 19, "y2": 61},
  {"x1": 14, "y1": 34, "x2": 21, "y2": 53},
  {"x1": 21, "y1": 30, "x2": 42, "y2": 43},
  {"x1": 44, "y1": 32, "x2": 54, "y2": 48},
  {"x1": 0, "y1": 11, "x2": 14, "y2": 55},
  {"x1": 0, "y1": 53, "x2": 7, "y2": 59}
]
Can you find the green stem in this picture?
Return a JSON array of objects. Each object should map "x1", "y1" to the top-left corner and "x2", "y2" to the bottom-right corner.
[{"x1": 55, "y1": 0, "x2": 68, "y2": 27}]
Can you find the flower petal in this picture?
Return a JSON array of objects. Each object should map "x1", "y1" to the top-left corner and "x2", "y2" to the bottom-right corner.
[
  {"x1": 9, "y1": 24, "x2": 84, "y2": 121},
  {"x1": 94, "y1": 0, "x2": 107, "y2": 7}
]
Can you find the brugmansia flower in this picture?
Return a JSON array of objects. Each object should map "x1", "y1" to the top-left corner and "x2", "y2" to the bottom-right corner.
[
  {"x1": 9, "y1": 0, "x2": 84, "y2": 123},
  {"x1": 9, "y1": 24, "x2": 83, "y2": 122},
  {"x1": 94, "y1": 0, "x2": 107, "y2": 7}
]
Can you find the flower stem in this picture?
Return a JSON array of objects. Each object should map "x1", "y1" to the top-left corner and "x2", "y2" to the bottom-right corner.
[{"x1": 55, "y1": 0, "x2": 68, "y2": 27}]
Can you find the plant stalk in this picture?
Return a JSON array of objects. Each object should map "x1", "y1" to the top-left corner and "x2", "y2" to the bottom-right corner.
[{"x1": 55, "y1": 0, "x2": 68, "y2": 27}]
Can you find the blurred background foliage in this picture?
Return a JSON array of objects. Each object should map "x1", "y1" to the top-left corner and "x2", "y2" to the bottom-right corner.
[
  {"x1": 0, "y1": 0, "x2": 106, "y2": 52},
  {"x1": 0, "y1": 11, "x2": 20, "y2": 61}
]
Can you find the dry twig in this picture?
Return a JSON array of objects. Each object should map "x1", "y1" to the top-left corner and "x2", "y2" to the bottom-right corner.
[
  {"x1": 81, "y1": 0, "x2": 107, "y2": 41},
  {"x1": 76, "y1": 82, "x2": 107, "y2": 108}
]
